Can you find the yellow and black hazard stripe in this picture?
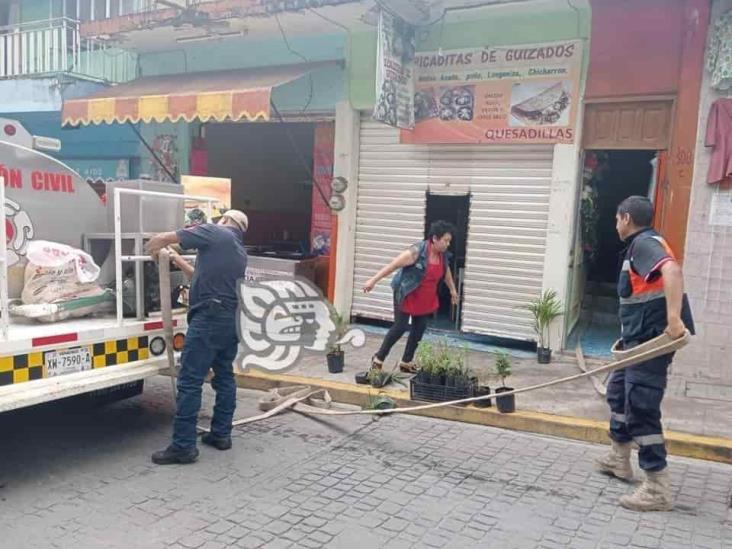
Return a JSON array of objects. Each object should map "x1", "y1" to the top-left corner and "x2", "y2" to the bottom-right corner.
[
  {"x1": 91, "y1": 336, "x2": 150, "y2": 369},
  {"x1": 0, "y1": 353, "x2": 44, "y2": 386},
  {"x1": 0, "y1": 336, "x2": 150, "y2": 387}
]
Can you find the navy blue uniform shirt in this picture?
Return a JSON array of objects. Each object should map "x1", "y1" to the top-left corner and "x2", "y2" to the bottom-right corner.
[{"x1": 176, "y1": 223, "x2": 247, "y2": 312}]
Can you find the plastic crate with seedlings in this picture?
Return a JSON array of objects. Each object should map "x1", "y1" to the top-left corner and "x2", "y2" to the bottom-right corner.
[{"x1": 410, "y1": 340, "x2": 476, "y2": 404}]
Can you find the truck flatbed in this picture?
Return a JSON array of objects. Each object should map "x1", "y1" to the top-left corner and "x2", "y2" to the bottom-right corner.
[{"x1": 0, "y1": 312, "x2": 187, "y2": 412}]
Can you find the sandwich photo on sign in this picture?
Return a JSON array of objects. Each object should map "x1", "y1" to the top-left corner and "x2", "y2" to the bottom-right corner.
[{"x1": 509, "y1": 81, "x2": 571, "y2": 126}]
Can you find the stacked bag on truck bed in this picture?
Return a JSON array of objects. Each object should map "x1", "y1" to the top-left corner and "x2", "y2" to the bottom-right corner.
[{"x1": 10, "y1": 241, "x2": 114, "y2": 322}]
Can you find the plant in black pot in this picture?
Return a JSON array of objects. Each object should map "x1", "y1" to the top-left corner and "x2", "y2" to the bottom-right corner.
[
  {"x1": 449, "y1": 345, "x2": 471, "y2": 389},
  {"x1": 417, "y1": 340, "x2": 447, "y2": 385},
  {"x1": 473, "y1": 372, "x2": 492, "y2": 408},
  {"x1": 521, "y1": 289, "x2": 564, "y2": 364},
  {"x1": 367, "y1": 364, "x2": 408, "y2": 388},
  {"x1": 326, "y1": 311, "x2": 348, "y2": 374},
  {"x1": 494, "y1": 352, "x2": 515, "y2": 413}
]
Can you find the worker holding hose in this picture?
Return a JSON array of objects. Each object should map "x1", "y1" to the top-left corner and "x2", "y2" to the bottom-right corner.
[
  {"x1": 145, "y1": 209, "x2": 249, "y2": 465},
  {"x1": 596, "y1": 196, "x2": 694, "y2": 511}
]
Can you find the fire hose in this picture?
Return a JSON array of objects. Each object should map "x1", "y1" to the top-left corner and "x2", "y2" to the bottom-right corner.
[
  {"x1": 154, "y1": 256, "x2": 689, "y2": 426},
  {"x1": 157, "y1": 249, "x2": 178, "y2": 400},
  {"x1": 234, "y1": 331, "x2": 691, "y2": 424}
]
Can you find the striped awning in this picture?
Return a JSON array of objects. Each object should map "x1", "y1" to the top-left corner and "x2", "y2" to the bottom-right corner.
[{"x1": 62, "y1": 63, "x2": 318, "y2": 126}]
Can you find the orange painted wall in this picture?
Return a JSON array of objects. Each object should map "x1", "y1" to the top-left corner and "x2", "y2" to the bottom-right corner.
[
  {"x1": 585, "y1": 0, "x2": 710, "y2": 262},
  {"x1": 587, "y1": 0, "x2": 685, "y2": 98}
]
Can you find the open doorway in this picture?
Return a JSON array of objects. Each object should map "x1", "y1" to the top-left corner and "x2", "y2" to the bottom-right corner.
[
  {"x1": 202, "y1": 121, "x2": 336, "y2": 297},
  {"x1": 424, "y1": 192, "x2": 470, "y2": 332},
  {"x1": 206, "y1": 121, "x2": 315, "y2": 252},
  {"x1": 568, "y1": 150, "x2": 658, "y2": 357}
]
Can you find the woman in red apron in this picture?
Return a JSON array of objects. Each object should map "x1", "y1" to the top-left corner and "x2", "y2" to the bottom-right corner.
[{"x1": 362, "y1": 221, "x2": 458, "y2": 372}]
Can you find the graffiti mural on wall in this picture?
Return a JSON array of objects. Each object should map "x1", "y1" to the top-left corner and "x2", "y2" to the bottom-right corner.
[{"x1": 149, "y1": 134, "x2": 179, "y2": 183}]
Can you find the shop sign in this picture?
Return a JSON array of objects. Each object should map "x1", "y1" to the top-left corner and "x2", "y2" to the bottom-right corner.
[
  {"x1": 401, "y1": 40, "x2": 583, "y2": 144},
  {"x1": 373, "y1": 9, "x2": 416, "y2": 130}
]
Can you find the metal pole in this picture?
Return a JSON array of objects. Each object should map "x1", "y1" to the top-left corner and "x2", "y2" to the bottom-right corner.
[
  {"x1": 158, "y1": 248, "x2": 177, "y2": 400},
  {"x1": 114, "y1": 188, "x2": 123, "y2": 326},
  {"x1": 116, "y1": 188, "x2": 218, "y2": 202},
  {"x1": 121, "y1": 255, "x2": 196, "y2": 262},
  {"x1": 0, "y1": 176, "x2": 9, "y2": 340}
]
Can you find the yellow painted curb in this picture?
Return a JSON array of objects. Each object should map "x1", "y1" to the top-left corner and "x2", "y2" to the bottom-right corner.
[{"x1": 235, "y1": 371, "x2": 732, "y2": 466}]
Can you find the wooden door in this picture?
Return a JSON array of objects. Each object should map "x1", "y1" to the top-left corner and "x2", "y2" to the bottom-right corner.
[{"x1": 583, "y1": 100, "x2": 674, "y2": 150}]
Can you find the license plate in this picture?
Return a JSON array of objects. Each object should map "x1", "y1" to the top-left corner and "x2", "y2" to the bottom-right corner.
[{"x1": 45, "y1": 347, "x2": 92, "y2": 377}]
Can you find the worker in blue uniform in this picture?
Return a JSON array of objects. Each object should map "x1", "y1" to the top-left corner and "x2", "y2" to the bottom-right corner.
[{"x1": 596, "y1": 196, "x2": 694, "y2": 511}]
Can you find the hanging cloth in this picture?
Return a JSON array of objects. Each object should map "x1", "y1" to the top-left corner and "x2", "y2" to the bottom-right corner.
[{"x1": 705, "y1": 99, "x2": 732, "y2": 185}]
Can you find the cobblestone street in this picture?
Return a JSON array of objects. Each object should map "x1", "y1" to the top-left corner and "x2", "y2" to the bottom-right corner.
[{"x1": 1, "y1": 378, "x2": 730, "y2": 549}]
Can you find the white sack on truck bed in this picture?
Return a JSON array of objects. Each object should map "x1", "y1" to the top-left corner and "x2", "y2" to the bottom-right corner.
[{"x1": 10, "y1": 241, "x2": 114, "y2": 322}]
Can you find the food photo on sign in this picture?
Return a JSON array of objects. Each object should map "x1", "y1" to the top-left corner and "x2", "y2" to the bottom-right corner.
[{"x1": 509, "y1": 80, "x2": 571, "y2": 127}]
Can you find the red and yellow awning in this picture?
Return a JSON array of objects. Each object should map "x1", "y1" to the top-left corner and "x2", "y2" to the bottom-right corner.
[{"x1": 62, "y1": 63, "x2": 317, "y2": 126}]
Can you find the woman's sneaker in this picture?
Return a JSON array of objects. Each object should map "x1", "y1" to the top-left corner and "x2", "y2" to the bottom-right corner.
[
  {"x1": 370, "y1": 356, "x2": 384, "y2": 370},
  {"x1": 398, "y1": 361, "x2": 418, "y2": 373}
]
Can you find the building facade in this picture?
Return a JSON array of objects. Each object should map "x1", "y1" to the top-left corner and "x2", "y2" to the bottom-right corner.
[
  {"x1": 1, "y1": 0, "x2": 139, "y2": 188},
  {"x1": 675, "y1": 0, "x2": 732, "y2": 399},
  {"x1": 334, "y1": 0, "x2": 592, "y2": 349}
]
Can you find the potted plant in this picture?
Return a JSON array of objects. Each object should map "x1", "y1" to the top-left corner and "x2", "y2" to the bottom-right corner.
[
  {"x1": 449, "y1": 345, "x2": 471, "y2": 389},
  {"x1": 367, "y1": 365, "x2": 408, "y2": 388},
  {"x1": 326, "y1": 310, "x2": 348, "y2": 373},
  {"x1": 416, "y1": 340, "x2": 446, "y2": 386},
  {"x1": 521, "y1": 289, "x2": 564, "y2": 364},
  {"x1": 494, "y1": 352, "x2": 515, "y2": 413},
  {"x1": 411, "y1": 340, "x2": 475, "y2": 403},
  {"x1": 473, "y1": 372, "x2": 492, "y2": 408}
]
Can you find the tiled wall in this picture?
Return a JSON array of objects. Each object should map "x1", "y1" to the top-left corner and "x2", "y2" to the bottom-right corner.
[{"x1": 672, "y1": 0, "x2": 732, "y2": 397}]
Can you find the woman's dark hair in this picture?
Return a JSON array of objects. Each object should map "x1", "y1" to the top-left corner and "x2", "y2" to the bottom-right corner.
[
  {"x1": 428, "y1": 220, "x2": 456, "y2": 240},
  {"x1": 617, "y1": 196, "x2": 654, "y2": 228}
]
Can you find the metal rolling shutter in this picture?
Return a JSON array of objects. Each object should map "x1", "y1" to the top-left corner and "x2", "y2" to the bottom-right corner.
[{"x1": 352, "y1": 115, "x2": 553, "y2": 341}]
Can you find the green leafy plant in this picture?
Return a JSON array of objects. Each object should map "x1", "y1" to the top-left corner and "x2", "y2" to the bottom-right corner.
[
  {"x1": 327, "y1": 310, "x2": 349, "y2": 354},
  {"x1": 520, "y1": 289, "x2": 564, "y2": 350},
  {"x1": 367, "y1": 365, "x2": 409, "y2": 388},
  {"x1": 494, "y1": 352, "x2": 512, "y2": 388},
  {"x1": 364, "y1": 392, "x2": 397, "y2": 411},
  {"x1": 415, "y1": 340, "x2": 437, "y2": 375},
  {"x1": 417, "y1": 339, "x2": 474, "y2": 386},
  {"x1": 434, "y1": 338, "x2": 453, "y2": 377}
]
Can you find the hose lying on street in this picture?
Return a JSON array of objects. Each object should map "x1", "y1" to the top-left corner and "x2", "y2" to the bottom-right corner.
[
  {"x1": 225, "y1": 331, "x2": 691, "y2": 426},
  {"x1": 158, "y1": 249, "x2": 178, "y2": 400},
  {"x1": 153, "y1": 260, "x2": 690, "y2": 428}
]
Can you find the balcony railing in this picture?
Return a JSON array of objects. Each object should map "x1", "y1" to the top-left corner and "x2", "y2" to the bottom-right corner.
[{"x1": 0, "y1": 17, "x2": 136, "y2": 83}]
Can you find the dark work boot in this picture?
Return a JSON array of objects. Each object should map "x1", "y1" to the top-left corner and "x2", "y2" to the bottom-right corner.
[
  {"x1": 201, "y1": 433, "x2": 233, "y2": 451},
  {"x1": 151, "y1": 444, "x2": 199, "y2": 465}
]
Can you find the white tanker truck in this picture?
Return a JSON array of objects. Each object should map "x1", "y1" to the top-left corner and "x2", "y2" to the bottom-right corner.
[{"x1": 0, "y1": 118, "x2": 192, "y2": 412}]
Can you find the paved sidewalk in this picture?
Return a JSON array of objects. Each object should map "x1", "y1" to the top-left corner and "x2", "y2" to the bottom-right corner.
[
  {"x1": 276, "y1": 327, "x2": 732, "y2": 440},
  {"x1": 2, "y1": 378, "x2": 730, "y2": 549}
]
